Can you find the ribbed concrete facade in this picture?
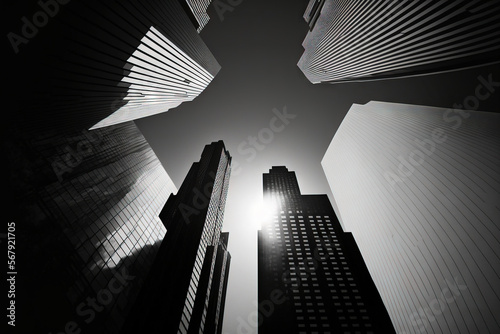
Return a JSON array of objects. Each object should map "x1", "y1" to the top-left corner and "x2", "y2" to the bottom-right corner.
[
  {"x1": 91, "y1": 26, "x2": 215, "y2": 129},
  {"x1": 6, "y1": 0, "x2": 220, "y2": 134},
  {"x1": 303, "y1": 0, "x2": 326, "y2": 30},
  {"x1": 321, "y1": 101, "x2": 500, "y2": 333},
  {"x1": 298, "y1": 0, "x2": 500, "y2": 83}
]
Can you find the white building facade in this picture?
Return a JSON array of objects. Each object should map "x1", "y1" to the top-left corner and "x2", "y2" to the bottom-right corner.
[{"x1": 322, "y1": 101, "x2": 500, "y2": 333}]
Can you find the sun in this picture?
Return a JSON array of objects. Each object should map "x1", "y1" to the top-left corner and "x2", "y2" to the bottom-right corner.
[{"x1": 253, "y1": 196, "x2": 279, "y2": 230}]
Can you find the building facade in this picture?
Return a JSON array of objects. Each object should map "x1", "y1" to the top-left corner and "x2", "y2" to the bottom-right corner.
[
  {"x1": 199, "y1": 232, "x2": 232, "y2": 334},
  {"x1": 258, "y1": 166, "x2": 395, "y2": 333},
  {"x1": 298, "y1": 0, "x2": 500, "y2": 83},
  {"x1": 6, "y1": 0, "x2": 220, "y2": 134},
  {"x1": 321, "y1": 101, "x2": 500, "y2": 333},
  {"x1": 182, "y1": 0, "x2": 214, "y2": 32},
  {"x1": 90, "y1": 25, "x2": 217, "y2": 130},
  {"x1": 122, "y1": 140, "x2": 232, "y2": 334},
  {"x1": 7, "y1": 121, "x2": 177, "y2": 333}
]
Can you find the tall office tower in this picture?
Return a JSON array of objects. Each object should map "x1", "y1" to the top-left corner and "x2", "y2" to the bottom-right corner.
[
  {"x1": 7, "y1": 121, "x2": 177, "y2": 334},
  {"x1": 122, "y1": 140, "x2": 232, "y2": 334},
  {"x1": 5, "y1": 0, "x2": 220, "y2": 134},
  {"x1": 90, "y1": 25, "x2": 216, "y2": 130},
  {"x1": 181, "y1": 0, "x2": 214, "y2": 32},
  {"x1": 322, "y1": 101, "x2": 500, "y2": 333},
  {"x1": 297, "y1": 0, "x2": 500, "y2": 83},
  {"x1": 204, "y1": 232, "x2": 232, "y2": 334},
  {"x1": 258, "y1": 166, "x2": 395, "y2": 334}
]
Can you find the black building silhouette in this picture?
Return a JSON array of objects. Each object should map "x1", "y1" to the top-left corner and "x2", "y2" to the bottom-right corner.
[
  {"x1": 122, "y1": 140, "x2": 232, "y2": 334},
  {"x1": 258, "y1": 166, "x2": 395, "y2": 333}
]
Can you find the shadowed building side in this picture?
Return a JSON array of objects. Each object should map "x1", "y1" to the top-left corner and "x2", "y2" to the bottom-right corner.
[
  {"x1": 182, "y1": 0, "x2": 214, "y2": 32},
  {"x1": 258, "y1": 166, "x2": 395, "y2": 333},
  {"x1": 121, "y1": 141, "x2": 232, "y2": 334},
  {"x1": 298, "y1": 0, "x2": 500, "y2": 84}
]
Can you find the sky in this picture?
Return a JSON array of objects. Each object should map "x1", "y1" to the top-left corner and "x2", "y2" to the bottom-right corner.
[{"x1": 135, "y1": 1, "x2": 499, "y2": 333}]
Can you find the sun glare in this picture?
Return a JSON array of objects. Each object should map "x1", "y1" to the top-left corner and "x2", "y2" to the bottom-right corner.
[{"x1": 253, "y1": 197, "x2": 278, "y2": 230}]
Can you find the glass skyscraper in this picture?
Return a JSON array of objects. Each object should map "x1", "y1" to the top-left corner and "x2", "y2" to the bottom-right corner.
[
  {"x1": 122, "y1": 140, "x2": 232, "y2": 334},
  {"x1": 258, "y1": 166, "x2": 395, "y2": 333},
  {"x1": 8, "y1": 121, "x2": 177, "y2": 333}
]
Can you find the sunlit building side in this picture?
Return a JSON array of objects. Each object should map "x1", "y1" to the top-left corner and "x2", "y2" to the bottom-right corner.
[
  {"x1": 322, "y1": 101, "x2": 500, "y2": 333},
  {"x1": 90, "y1": 26, "x2": 216, "y2": 130},
  {"x1": 6, "y1": 0, "x2": 220, "y2": 134}
]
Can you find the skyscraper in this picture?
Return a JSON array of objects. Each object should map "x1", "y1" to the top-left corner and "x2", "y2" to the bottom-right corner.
[
  {"x1": 322, "y1": 101, "x2": 500, "y2": 333},
  {"x1": 201, "y1": 232, "x2": 232, "y2": 334},
  {"x1": 90, "y1": 25, "x2": 217, "y2": 130},
  {"x1": 122, "y1": 140, "x2": 232, "y2": 334},
  {"x1": 298, "y1": 0, "x2": 500, "y2": 83},
  {"x1": 8, "y1": 121, "x2": 177, "y2": 334},
  {"x1": 182, "y1": 0, "x2": 214, "y2": 32},
  {"x1": 258, "y1": 166, "x2": 395, "y2": 333},
  {"x1": 6, "y1": 0, "x2": 220, "y2": 134}
]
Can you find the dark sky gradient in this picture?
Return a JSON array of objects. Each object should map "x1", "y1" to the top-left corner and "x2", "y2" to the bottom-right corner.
[{"x1": 136, "y1": 1, "x2": 499, "y2": 332}]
